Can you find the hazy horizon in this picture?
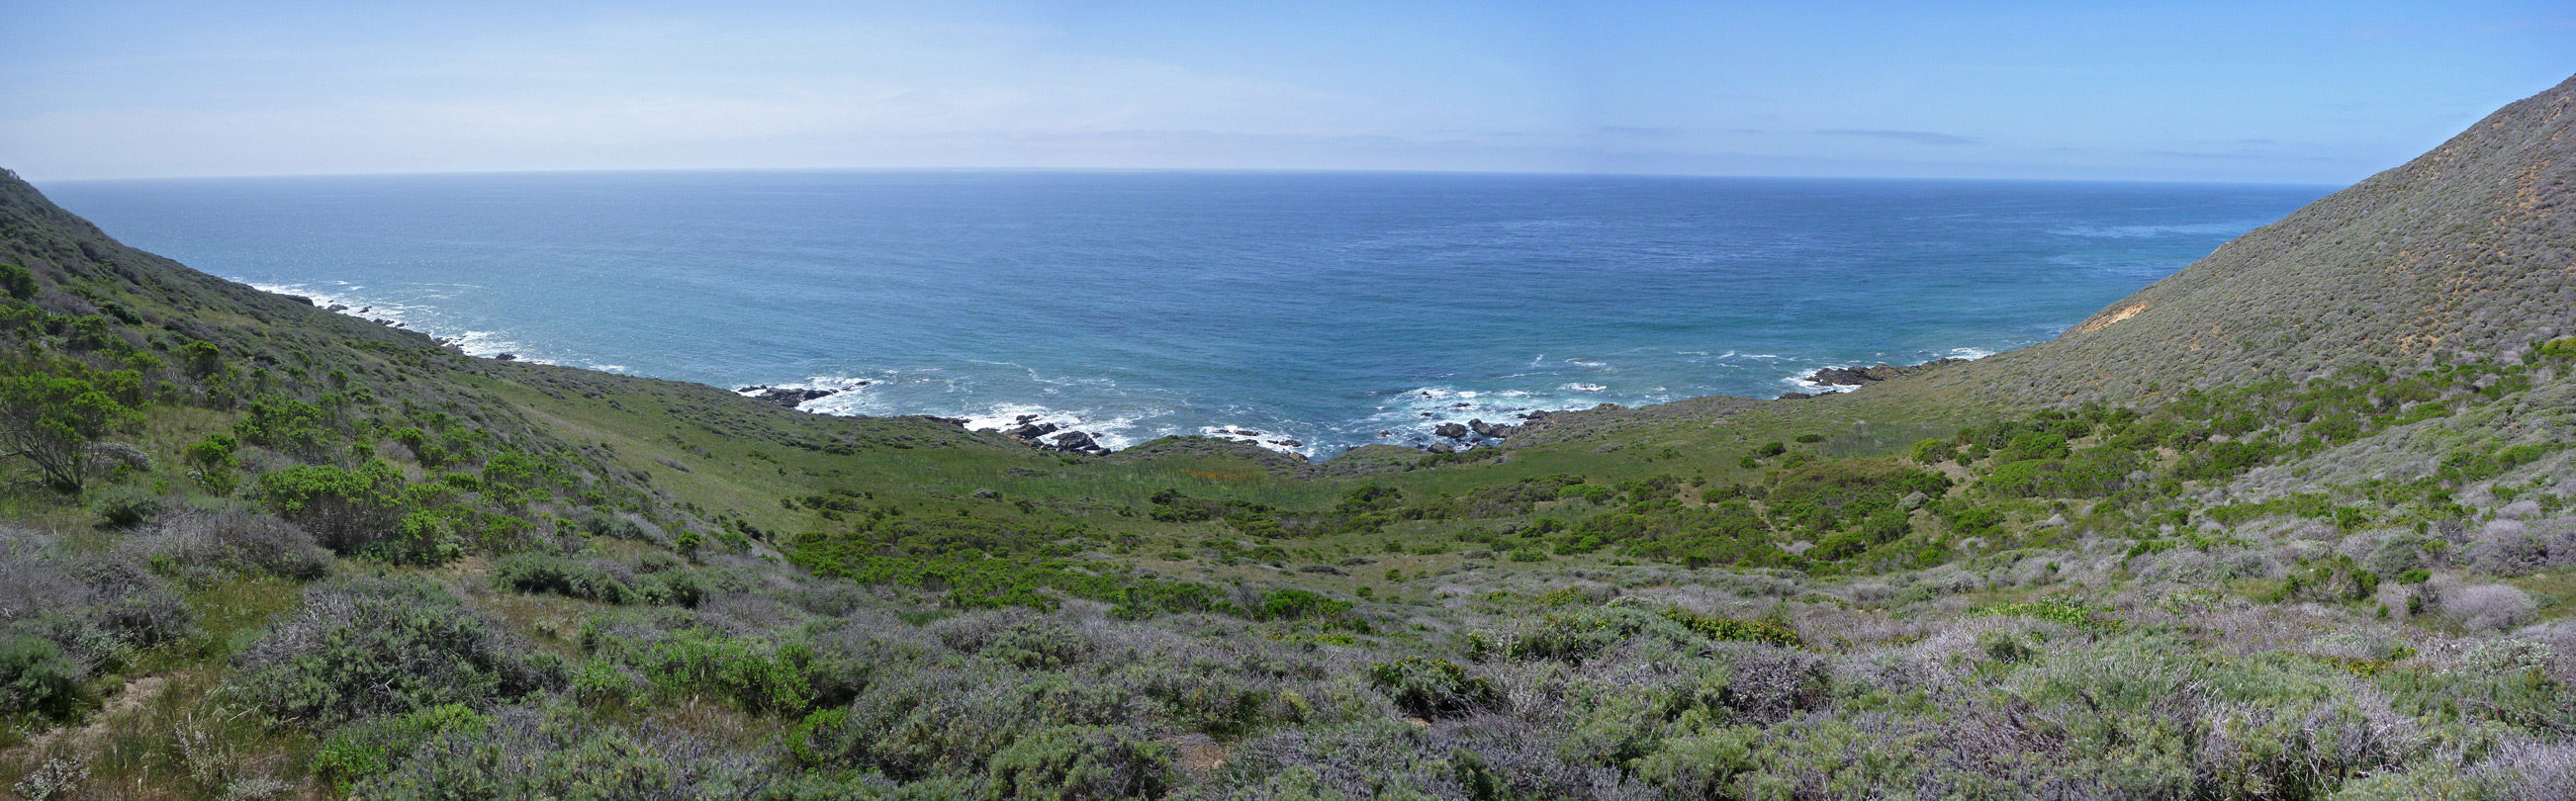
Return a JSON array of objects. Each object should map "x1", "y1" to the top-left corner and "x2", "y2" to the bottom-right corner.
[
  {"x1": 27, "y1": 165, "x2": 2351, "y2": 190},
  {"x1": 4, "y1": 1, "x2": 2569, "y2": 184}
]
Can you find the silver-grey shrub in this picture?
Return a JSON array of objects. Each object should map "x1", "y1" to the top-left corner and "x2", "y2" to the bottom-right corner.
[
  {"x1": 230, "y1": 577, "x2": 558, "y2": 724},
  {"x1": 129, "y1": 507, "x2": 331, "y2": 581}
]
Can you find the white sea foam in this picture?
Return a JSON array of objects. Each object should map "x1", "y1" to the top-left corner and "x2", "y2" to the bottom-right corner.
[
  {"x1": 950, "y1": 402, "x2": 1164, "y2": 451},
  {"x1": 1948, "y1": 347, "x2": 1995, "y2": 360},
  {"x1": 1781, "y1": 374, "x2": 1859, "y2": 395},
  {"x1": 1562, "y1": 383, "x2": 1607, "y2": 393}
]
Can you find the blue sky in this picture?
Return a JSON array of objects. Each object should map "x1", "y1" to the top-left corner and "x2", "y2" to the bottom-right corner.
[{"x1": 1, "y1": 0, "x2": 2567, "y2": 183}]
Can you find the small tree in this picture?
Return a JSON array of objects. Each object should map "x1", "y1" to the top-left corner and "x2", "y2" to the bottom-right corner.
[{"x1": 0, "y1": 368, "x2": 139, "y2": 492}]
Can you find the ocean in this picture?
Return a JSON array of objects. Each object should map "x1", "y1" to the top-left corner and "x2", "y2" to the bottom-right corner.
[{"x1": 40, "y1": 171, "x2": 2329, "y2": 457}]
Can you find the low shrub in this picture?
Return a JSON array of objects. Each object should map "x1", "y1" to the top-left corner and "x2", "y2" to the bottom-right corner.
[
  {"x1": 584, "y1": 621, "x2": 834, "y2": 715},
  {"x1": 0, "y1": 634, "x2": 89, "y2": 721},
  {"x1": 310, "y1": 703, "x2": 492, "y2": 793},
  {"x1": 90, "y1": 485, "x2": 162, "y2": 527},
  {"x1": 131, "y1": 507, "x2": 331, "y2": 580},
  {"x1": 342, "y1": 705, "x2": 830, "y2": 800},
  {"x1": 1659, "y1": 607, "x2": 1802, "y2": 648},
  {"x1": 492, "y1": 554, "x2": 636, "y2": 604},
  {"x1": 63, "y1": 555, "x2": 195, "y2": 648},
  {"x1": 230, "y1": 577, "x2": 558, "y2": 724},
  {"x1": 2440, "y1": 583, "x2": 2536, "y2": 632},
  {"x1": 985, "y1": 725, "x2": 1173, "y2": 801},
  {"x1": 1367, "y1": 657, "x2": 1502, "y2": 720}
]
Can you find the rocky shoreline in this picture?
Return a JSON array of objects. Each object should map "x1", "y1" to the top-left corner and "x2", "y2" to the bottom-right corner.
[
  {"x1": 1776, "y1": 357, "x2": 1968, "y2": 399},
  {"x1": 727, "y1": 356, "x2": 1962, "y2": 459},
  {"x1": 988, "y1": 415, "x2": 1113, "y2": 455},
  {"x1": 734, "y1": 382, "x2": 874, "y2": 409}
]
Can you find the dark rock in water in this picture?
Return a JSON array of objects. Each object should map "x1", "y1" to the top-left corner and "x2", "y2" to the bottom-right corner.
[
  {"x1": 1419, "y1": 412, "x2": 1434, "y2": 417},
  {"x1": 1778, "y1": 392, "x2": 1815, "y2": 400},
  {"x1": 1433, "y1": 422, "x2": 1469, "y2": 439},
  {"x1": 1049, "y1": 430, "x2": 1099, "y2": 452},
  {"x1": 1271, "y1": 439, "x2": 1303, "y2": 447},
  {"x1": 1007, "y1": 422, "x2": 1060, "y2": 440},
  {"x1": 1801, "y1": 357, "x2": 1971, "y2": 390},
  {"x1": 1426, "y1": 442, "x2": 1455, "y2": 454},
  {"x1": 1378, "y1": 430, "x2": 1393, "y2": 437},
  {"x1": 326, "y1": 304, "x2": 348, "y2": 312},
  {"x1": 494, "y1": 353, "x2": 517, "y2": 361},
  {"x1": 737, "y1": 385, "x2": 839, "y2": 408},
  {"x1": 1467, "y1": 419, "x2": 1496, "y2": 437},
  {"x1": 1451, "y1": 402, "x2": 1472, "y2": 408},
  {"x1": 1807, "y1": 366, "x2": 1875, "y2": 386},
  {"x1": 1016, "y1": 414, "x2": 1041, "y2": 424}
]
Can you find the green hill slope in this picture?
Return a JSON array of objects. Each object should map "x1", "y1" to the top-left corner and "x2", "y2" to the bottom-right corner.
[{"x1": 1936, "y1": 74, "x2": 2576, "y2": 407}]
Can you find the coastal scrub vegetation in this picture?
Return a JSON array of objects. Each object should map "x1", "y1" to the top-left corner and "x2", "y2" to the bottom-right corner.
[{"x1": 2, "y1": 75, "x2": 2576, "y2": 799}]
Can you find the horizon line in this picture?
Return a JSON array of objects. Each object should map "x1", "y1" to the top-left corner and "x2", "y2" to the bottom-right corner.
[{"x1": 19, "y1": 164, "x2": 2349, "y2": 191}]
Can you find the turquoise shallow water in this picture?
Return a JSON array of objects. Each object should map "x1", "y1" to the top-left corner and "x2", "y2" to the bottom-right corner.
[{"x1": 41, "y1": 171, "x2": 2329, "y2": 456}]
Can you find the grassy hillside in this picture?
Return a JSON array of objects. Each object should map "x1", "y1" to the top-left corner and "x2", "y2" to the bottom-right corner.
[
  {"x1": 1926, "y1": 74, "x2": 2576, "y2": 408},
  {"x1": 0, "y1": 78, "x2": 2566, "y2": 801}
]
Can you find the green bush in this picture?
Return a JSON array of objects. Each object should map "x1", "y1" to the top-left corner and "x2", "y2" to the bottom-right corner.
[
  {"x1": 233, "y1": 395, "x2": 338, "y2": 461},
  {"x1": 1659, "y1": 607, "x2": 1802, "y2": 648},
  {"x1": 492, "y1": 554, "x2": 636, "y2": 604},
  {"x1": 1257, "y1": 588, "x2": 1355, "y2": 623},
  {"x1": 90, "y1": 485, "x2": 162, "y2": 527},
  {"x1": 2535, "y1": 336, "x2": 2576, "y2": 361},
  {"x1": 984, "y1": 725, "x2": 1172, "y2": 801},
  {"x1": 311, "y1": 703, "x2": 492, "y2": 793},
  {"x1": 0, "y1": 263, "x2": 36, "y2": 300},
  {"x1": 257, "y1": 459, "x2": 408, "y2": 555},
  {"x1": 183, "y1": 432, "x2": 239, "y2": 493},
  {"x1": 599, "y1": 627, "x2": 825, "y2": 715},
  {"x1": 0, "y1": 635, "x2": 89, "y2": 722},
  {"x1": 1367, "y1": 657, "x2": 1503, "y2": 720}
]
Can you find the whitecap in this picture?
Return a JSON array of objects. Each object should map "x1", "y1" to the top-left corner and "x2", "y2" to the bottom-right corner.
[{"x1": 1780, "y1": 374, "x2": 1858, "y2": 395}]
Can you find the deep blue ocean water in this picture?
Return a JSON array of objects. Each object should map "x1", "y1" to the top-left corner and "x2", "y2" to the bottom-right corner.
[{"x1": 40, "y1": 171, "x2": 2329, "y2": 456}]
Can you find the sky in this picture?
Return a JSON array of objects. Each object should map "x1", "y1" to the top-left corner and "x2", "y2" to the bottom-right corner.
[{"x1": 1, "y1": 0, "x2": 2568, "y2": 184}]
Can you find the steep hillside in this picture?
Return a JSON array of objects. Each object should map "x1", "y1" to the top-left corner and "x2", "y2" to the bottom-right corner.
[{"x1": 1937, "y1": 75, "x2": 2576, "y2": 407}]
